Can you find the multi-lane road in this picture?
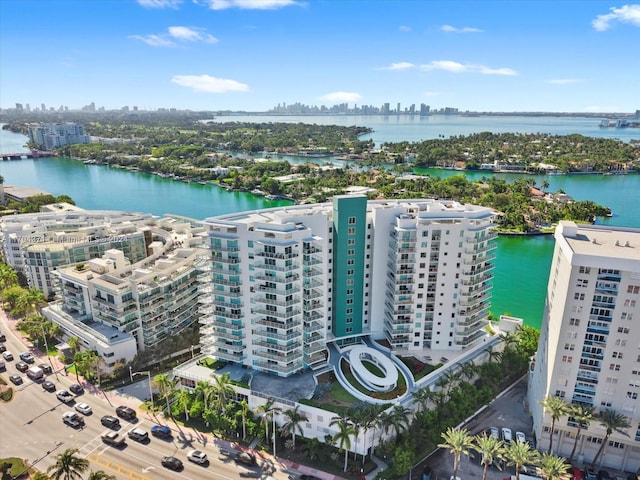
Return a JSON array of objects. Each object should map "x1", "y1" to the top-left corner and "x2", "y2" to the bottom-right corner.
[{"x1": 0, "y1": 323, "x2": 290, "y2": 480}]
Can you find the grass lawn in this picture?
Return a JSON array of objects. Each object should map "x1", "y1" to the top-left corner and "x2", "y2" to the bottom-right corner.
[{"x1": 0, "y1": 457, "x2": 28, "y2": 479}]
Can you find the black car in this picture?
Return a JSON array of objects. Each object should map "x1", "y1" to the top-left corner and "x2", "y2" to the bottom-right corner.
[
  {"x1": 69, "y1": 383, "x2": 84, "y2": 395},
  {"x1": 0, "y1": 332, "x2": 6, "y2": 342},
  {"x1": 598, "y1": 471, "x2": 611, "y2": 480},
  {"x1": 101, "y1": 415, "x2": 120, "y2": 429},
  {"x1": 9, "y1": 374, "x2": 22, "y2": 385},
  {"x1": 15, "y1": 361, "x2": 29, "y2": 372},
  {"x1": 151, "y1": 424, "x2": 172, "y2": 439},
  {"x1": 42, "y1": 380, "x2": 56, "y2": 392},
  {"x1": 116, "y1": 405, "x2": 137, "y2": 421},
  {"x1": 161, "y1": 456, "x2": 183, "y2": 471},
  {"x1": 0, "y1": 344, "x2": 6, "y2": 353},
  {"x1": 38, "y1": 363, "x2": 53, "y2": 374}
]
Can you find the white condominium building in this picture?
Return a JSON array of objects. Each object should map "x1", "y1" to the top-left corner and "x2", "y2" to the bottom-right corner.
[
  {"x1": 0, "y1": 207, "x2": 155, "y2": 297},
  {"x1": 28, "y1": 122, "x2": 90, "y2": 150},
  {"x1": 201, "y1": 197, "x2": 496, "y2": 377},
  {"x1": 529, "y1": 221, "x2": 640, "y2": 471}
]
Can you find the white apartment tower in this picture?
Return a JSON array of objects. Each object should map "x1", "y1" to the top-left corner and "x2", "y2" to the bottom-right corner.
[
  {"x1": 529, "y1": 221, "x2": 640, "y2": 471},
  {"x1": 201, "y1": 197, "x2": 496, "y2": 377}
]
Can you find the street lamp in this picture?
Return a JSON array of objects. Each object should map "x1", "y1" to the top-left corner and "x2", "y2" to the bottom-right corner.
[{"x1": 129, "y1": 366, "x2": 154, "y2": 411}]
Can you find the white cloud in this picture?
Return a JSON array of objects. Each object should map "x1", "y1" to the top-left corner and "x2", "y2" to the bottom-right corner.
[
  {"x1": 200, "y1": 0, "x2": 299, "y2": 10},
  {"x1": 137, "y1": 0, "x2": 183, "y2": 8},
  {"x1": 171, "y1": 74, "x2": 249, "y2": 93},
  {"x1": 129, "y1": 34, "x2": 176, "y2": 47},
  {"x1": 377, "y1": 62, "x2": 415, "y2": 71},
  {"x1": 592, "y1": 4, "x2": 640, "y2": 31},
  {"x1": 131, "y1": 26, "x2": 218, "y2": 47},
  {"x1": 318, "y1": 91, "x2": 362, "y2": 103},
  {"x1": 441, "y1": 24, "x2": 484, "y2": 33},
  {"x1": 168, "y1": 26, "x2": 219, "y2": 43},
  {"x1": 422, "y1": 91, "x2": 441, "y2": 97},
  {"x1": 420, "y1": 60, "x2": 517, "y2": 76},
  {"x1": 546, "y1": 78, "x2": 585, "y2": 85},
  {"x1": 399, "y1": 25, "x2": 412, "y2": 32}
]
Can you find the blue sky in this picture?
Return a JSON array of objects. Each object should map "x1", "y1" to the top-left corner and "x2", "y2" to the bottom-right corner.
[{"x1": 1, "y1": 0, "x2": 639, "y2": 113}]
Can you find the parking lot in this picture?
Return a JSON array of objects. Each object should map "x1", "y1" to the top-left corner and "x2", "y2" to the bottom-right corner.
[{"x1": 419, "y1": 376, "x2": 533, "y2": 480}]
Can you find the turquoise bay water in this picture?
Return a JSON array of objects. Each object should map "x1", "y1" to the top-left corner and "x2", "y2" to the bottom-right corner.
[{"x1": 2, "y1": 119, "x2": 640, "y2": 329}]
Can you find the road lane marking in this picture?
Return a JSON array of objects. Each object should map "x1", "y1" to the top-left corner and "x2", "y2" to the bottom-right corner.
[{"x1": 88, "y1": 453, "x2": 151, "y2": 480}]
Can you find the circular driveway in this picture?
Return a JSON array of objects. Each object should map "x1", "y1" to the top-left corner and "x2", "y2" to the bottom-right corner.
[{"x1": 348, "y1": 345, "x2": 398, "y2": 392}]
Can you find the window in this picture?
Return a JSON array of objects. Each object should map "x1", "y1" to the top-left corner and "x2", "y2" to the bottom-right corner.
[
  {"x1": 555, "y1": 390, "x2": 566, "y2": 398},
  {"x1": 569, "y1": 318, "x2": 580, "y2": 326},
  {"x1": 348, "y1": 216, "x2": 356, "y2": 225},
  {"x1": 347, "y1": 249, "x2": 355, "y2": 256},
  {"x1": 574, "y1": 293, "x2": 585, "y2": 300},
  {"x1": 347, "y1": 238, "x2": 355, "y2": 245},
  {"x1": 348, "y1": 227, "x2": 356, "y2": 235},
  {"x1": 561, "y1": 356, "x2": 572, "y2": 363},
  {"x1": 627, "y1": 285, "x2": 640, "y2": 294},
  {"x1": 613, "y1": 352, "x2": 624, "y2": 359},
  {"x1": 579, "y1": 266, "x2": 591, "y2": 274},
  {"x1": 347, "y1": 269, "x2": 354, "y2": 276},
  {"x1": 609, "y1": 364, "x2": 621, "y2": 371},
  {"x1": 577, "y1": 279, "x2": 589, "y2": 288},
  {"x1": 618, "y1": 327, "x2": 630, "y2": 334}
]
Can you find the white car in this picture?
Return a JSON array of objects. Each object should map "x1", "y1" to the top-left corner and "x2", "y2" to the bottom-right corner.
[
  {"x1": 187, "y1": 449, "x2": 208, "y2": 464},
  {"x1": 515, "y1": 431, "x2": 526, "y2": 443},
  {"x1": 501, "y1": 427, "x2": 512, "y2": 444},
  {"x1": 489, "y1": 426, "x2": 499, "y2": 440},
  {"x1": 74, "y1": 402, "x2": 92, "y2": 415}
]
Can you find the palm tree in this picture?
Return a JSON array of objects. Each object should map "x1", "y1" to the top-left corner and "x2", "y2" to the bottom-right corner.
[
  {"x1": 0, "y1": 264, "x2": 18, "y2": 290},
  {"x1": 504, "y1": 440, "x2": 540, "y2": 480},
  {"x1": 30, "y1": 472, "x2": 51, "y2": 480},
  {"x1": 332, "y1": 419, "x2": 356, "y2": 472},
  {"x1": 153, "y1": 373, "x2": 178, "y2": 416},
  {"x1": 412, "y1": 386, "x2": 435, "y2": 413},
  {"x1": 539, "y1": 395, "x2": 570, "y2": 453},
  {"x1": 194, "y1": 380, "x2": 216, "y2": 412},
  {"x1": 473, "y1": 433, "x2": 505, "y2": 480},
  {"x1": 239, "y1": 399, "x2": 250, "y2": 440},
  {"x1": 458, "y1": 361, "x2": 478, "y2": 382},
  {"x1": 539, "y1": 452, "x2": 570, "y2": 480},
  {"x1": 438, "y1": 427, "x2": 475, "y2": 480},
  {"x1": 211, "y1": 372, "x2": 235, "y2": 412},
  {"x1": 46, "y1": 448, "x2": 89, "y2": 480},
  {"x1": 88, "y1": 471, "x2": 116, "y2": 480},
  {"x1": 304, "y1": 437, "x2": 322, "y2": 461},
  {"x1": 568, "y1": 403, "x2": 594, "y2": 463},
  {"x1": 389, "y1": 404, "x2": 411, "y2": 439},
  {"x1": 16, "y1": 287, "x2": 46, "y2": 317},
  {"x1": 591, "y1": 409, "x2": 630, "y2": 467},
  {"x1": 177, "y1": 387, "x2": 192, "y2": 421},
  {"x1": 280, "y1": 405, "x2": 309, "y2": 449},
  {"x1": 255, "y1": 398, "x2": 276, "y2": 443}
]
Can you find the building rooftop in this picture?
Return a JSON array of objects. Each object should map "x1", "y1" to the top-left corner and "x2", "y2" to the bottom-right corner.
[{"x1": 558, "y1": 221, "x2": 640, "y2": 265}]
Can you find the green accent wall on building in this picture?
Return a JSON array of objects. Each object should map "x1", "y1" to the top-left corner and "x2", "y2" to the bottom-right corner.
[{"x1": 332, "y1": 196, "x2": 367, "y2": 339}]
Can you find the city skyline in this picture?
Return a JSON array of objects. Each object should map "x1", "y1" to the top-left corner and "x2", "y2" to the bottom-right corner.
[{"x1": 1, "y1": 1, "x2": 640, "y2": 113}]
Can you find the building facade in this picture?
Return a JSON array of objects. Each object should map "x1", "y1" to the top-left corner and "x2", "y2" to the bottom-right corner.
[
  {"x1": 201, "y1": 197, "x2": 496, "y2": 377},
  {"x1": 28, "y1": 122, "x2": 90, "y2": 150},
  {"x1": 528, "y1": 221, "x2": 640, "y2": 471},
  {"x1": 0, "y1": 207, "x2": 155, "y2": 297}
]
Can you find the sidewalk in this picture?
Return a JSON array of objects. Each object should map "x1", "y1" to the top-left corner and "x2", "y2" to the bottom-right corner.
[{"x1": 1, "y1": 308, "x2": 353, "y2": 480}]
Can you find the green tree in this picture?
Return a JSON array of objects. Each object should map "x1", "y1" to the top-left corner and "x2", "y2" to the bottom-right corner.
[
  {"x1": 46, "y1": 448, "x2": 90, "y2": 480},
  {"x1": 474, "y1": 433, "x2": 505, "y2": 480},
  {"x1": 280, "y1": 405, "x2": 309, "y2": 449},
  {"x1": 332, "y1": 419, "x2": 356, "y2": 472},
  {"x1": 88, "y1": 471, "x2": 116, "y2": 480},
  {"x1": 153, "y1": 373, "x2": 178, "y2": 416},
  {"x1": 211, "y1": 372, "x2": 235, "y2": 412},
  {"x1": 255, "y1": 398, "x2": 276, "y2": 444},
  {"x1": 539, "y1": 395, "x2": 570, "y2": 453},
  {"x1": 568, "y1": 404, "x2": 594, "y2": 463},
  {"x1": 438, "y1": 427, "x2": 475, "y2": 480},
  {"x1": 591, "y1": 409, "x2": 630, "y2": 468},
  {"x1": 504, "y1": 440, "x2": 540, "y2": 480},
  {"x1": 539, "y1": 452, "x2": 570, "y2": 480}
]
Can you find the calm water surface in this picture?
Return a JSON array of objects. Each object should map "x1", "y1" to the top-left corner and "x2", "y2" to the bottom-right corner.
[{"x1": 2, "y1": 120, "x2": 639, "y2": 329}]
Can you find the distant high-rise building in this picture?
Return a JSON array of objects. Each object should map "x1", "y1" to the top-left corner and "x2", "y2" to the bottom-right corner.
[
  {"x1": 528, "y1": 221, "x2": 640, "y2": 470},
  {"x1": 382, "y1": 103, "x2": 390, "y2": 115},
  {"x1": 28, "y1": 122, "x2": 91, "y2": 150},
  {"x1": 15, "y1": 103, "x2": 23, "y2": 112},
  {"x1": 397, "y1": 102, "x2": 401, "y2": 114},
  {"x1": 41, "y1": 103, "x2": 46, "y2": 112},
  {"x1": 420, "y1": 104, "x2": 430, "y2": 116}
]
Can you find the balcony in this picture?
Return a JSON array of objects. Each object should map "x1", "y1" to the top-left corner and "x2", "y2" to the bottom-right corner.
[
  {"x1": 255, "y1": 272, "x2": 300, "y2": 283},
  {"x1": 254, "y1": 360, "x2": 303, "y2": 375},
  {"x1": 212, "y1": 350, "x2": 246, "y2": 362},
  {"x1": 212, "y1": 256, "x2": 240, "y2": 264},
  {"x1": 253, "y1": 295, "x2": 301, "y2": 308},
  {"x1": 254, "y1": 317, "x2": 302, "y2": 329},
  {"x1": 252, "y1": 348, "x2": 301, "y2": 362},
  {"x1": 252, "y1": 306, "x2": 301, "y2": 318},
  {"x1": 253, "y1": 328, "x2": 299, "y2": 342},
  {"x1": 254, "y1": 262, "x2": 300, "y2": 272},
  {"x1": 254, "y1": 251, "x2": 299, "y2": 260}
]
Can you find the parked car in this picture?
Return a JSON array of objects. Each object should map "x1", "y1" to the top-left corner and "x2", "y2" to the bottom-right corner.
[
  {"x1": 101, "y1": 431, "x2": 125, "y2": 447},
  {"x1": 598, "y1": 471, "x2": 612, "y2": 480},
  {"x1": 3, "y1": 351, "x2": 14, "y2": 361},
  {"x1": 515, "y1": 431, "x2": 526, "y2": 443},
  {"x1": 572, "y1": 467, "x2": 584, "y2": 480},
  {"x1": 0, "y1": 332, "x2": 6, "y2": 342},
  {"x1": 127, "y1": 427, "x2": 149, "y2": 443},
  {"x1": 56, "y1": 389, "x2": 74, "y2": 404},
  {"x1": 501, "y1": 427, "x2": 513, "y2": 444},
  {"x1": 62, "y1": 411, "x2": 84, "y2": 428},
  {"x1": 19, "y1": 351, "x2": 35, "y2": 363},
  {"x1": 187, "y1": 449, "x2": 208, "y2": 465},
  {"x1": 9, "y1": 374, "x2": 22, "y2": 385},
  {"x1": 115, "y1": 405, "x2": 136, "y2": 421},
  {"x1": 422, "y1": 467, "x2": 433, "y2": 480},
  {"x1": 101, "y1": 415, "x2": 120, "y2": 429},
  {"x1": 0, "y1": 344, "x2": 6, "y2": 353},
  {"x1": 151, "y1": 424, "x2": 172, "y2": 439},
  {"x1": 489, "y1": 426, "x2": 499, "y2": 440},
  {"x1": 15, "y1": 361, "x2": 29, "y2": 372},
  {"x1": 74, "y1": 402, "x2": 92, "y2": 415},
  {"x1": 584, "y1": 467, "x2": 598, "y2": 480},
  {"x1": 69, "y1": 383, "x2": 84, "y2": 395},
  {"x1": 161, "y1": 456, "x2": 183, "y2": 471},
  {"x1": 300, "y1": 476, "x2": 321, "y2": 480},
  {"x1": 42, "y1": 380, "x2": 56, "y2": 392},
  {"x1": 38, "y1": 363, "x2": 52, "y2": 374}
]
